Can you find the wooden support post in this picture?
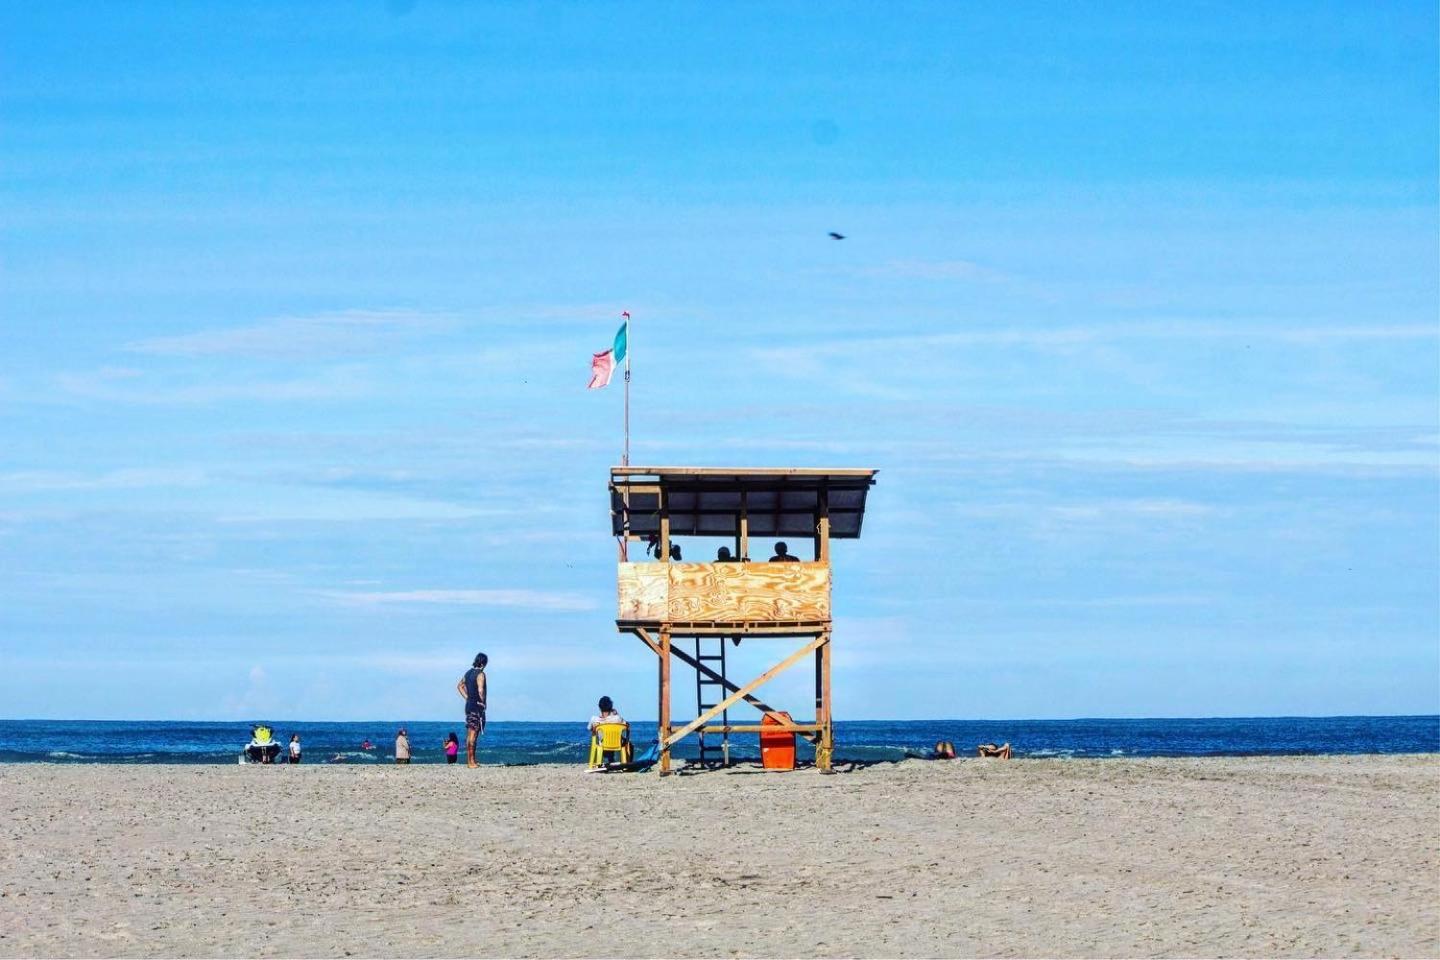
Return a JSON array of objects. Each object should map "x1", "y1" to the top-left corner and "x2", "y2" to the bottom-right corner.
[
  {"x1": 663, "y1": 635, "x2": 824, "y2": 749},
  {"x1": 659, "y1": 505, "x2": 670, "y2": 563},
  {"x1": 738, "y1": 491, "x2": 749, "y2": 561},
  {"x1": 818, "y1": 628, "x2": 834, "y2": 772},
  {"x1": 816, "y1": 485, "x2": 830, "y2": 563},
  {"x1": 659, "y1": 628, "x2": 672, "y2": 775},
  {"x1": 814, "y1": 640, "x2": 823, "y2": 726}
]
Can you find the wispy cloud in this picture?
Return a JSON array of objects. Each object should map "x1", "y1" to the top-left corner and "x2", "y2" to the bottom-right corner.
[
  {"x1": 865, "y1": 258, "x2": 1010, "y2": 283},
  {"x1": 316, "y1": 588, "x2": 600, "y2": 612},
  {"x1": 215, "y1": 487, "x2": 497, "y2": 523},
  {"x1": 126, "y1": 309, "x2": 454, "y2": 359},
  {"x1": 1048, "y1": 498, "x2": 1216, "y2": 521},
  {"x1": 949, "y1": 498, "x2": 1218, "y2": 525},
  {"x1": 752, "y1": 321, "x2": 1439, "y2": 365},
  {"x1": 0, "y1": 467, "x2": 207, "y2": 494},
  {"x1": 55, "y1": 366, "x2": 371, "y2": 405},
  {"x1": 348, "y1": 647, "x2": 629, "y2": 673}
]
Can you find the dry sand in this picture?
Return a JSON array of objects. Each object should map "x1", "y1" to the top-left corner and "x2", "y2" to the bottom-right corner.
[{"x1": 1, "y1": 755, "x2": 1436, "y2": 958}]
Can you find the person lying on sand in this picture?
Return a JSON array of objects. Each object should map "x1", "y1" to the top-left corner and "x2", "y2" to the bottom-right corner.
[
  {"x1": 932, "y1": 740, "x2": 957, "y2": 759},
  {"x1": 977, "y1": 742, "x2": 1012, "y2": 759}
]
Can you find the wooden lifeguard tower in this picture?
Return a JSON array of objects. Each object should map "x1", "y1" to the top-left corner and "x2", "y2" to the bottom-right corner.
[{"x1": 609, "y1": 466, "x2": 878, "y2": 773}]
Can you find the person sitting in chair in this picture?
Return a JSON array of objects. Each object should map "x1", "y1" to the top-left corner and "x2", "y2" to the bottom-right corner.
[
  {"x1": 590, "y1": 696, "x2": 628, "y2": 735},
  {"x1": 589, "y1": 696, "x2": 630, "y2": 767},
  {"x1": 769, "y1": 541, "x2": 800, "y2": 562}
]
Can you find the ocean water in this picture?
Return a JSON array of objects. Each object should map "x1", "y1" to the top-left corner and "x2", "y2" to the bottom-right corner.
[{"x1": 0, "y1": 715, "x2": 1435, "y2": 765}]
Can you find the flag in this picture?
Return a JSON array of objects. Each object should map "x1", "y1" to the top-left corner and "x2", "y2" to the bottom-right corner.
[
  {"x1": 614, "y1": 312, "x2": 628, "y2": 364},
  {"x1": 587, "y1": 313, "x2": 629, "y2": 389},
  {"x1": 587, "y1": 350, "x2": 615, "y2": 389}
]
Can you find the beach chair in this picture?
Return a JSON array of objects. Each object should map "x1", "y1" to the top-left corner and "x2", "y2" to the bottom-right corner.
[{"x1": 587, "y1": 722, "x2": 632, "y2": 769}]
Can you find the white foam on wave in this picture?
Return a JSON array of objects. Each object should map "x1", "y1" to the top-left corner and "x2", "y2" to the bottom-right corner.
[{"x1": 325, "y1": 751, "x2": 380, "y2": 762}]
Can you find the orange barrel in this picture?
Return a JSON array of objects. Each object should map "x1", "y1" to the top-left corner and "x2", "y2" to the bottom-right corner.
[{"x1": 760, "y1": 711, "x2": 796, "y2": 771}]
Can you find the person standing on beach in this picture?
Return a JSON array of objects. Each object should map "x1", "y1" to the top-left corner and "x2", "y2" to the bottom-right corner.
[
  {"x1": 289, "y1": 734, "x2": 302, "y2": 765},
  {"x1": 456, "y1": 652, "x2": 488, "y2": 768},
  {"x1": 394, "y1": 728, "x2": 411, "y2": 765}
]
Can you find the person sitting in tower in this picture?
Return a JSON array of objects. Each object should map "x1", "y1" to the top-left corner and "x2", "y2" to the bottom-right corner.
[
  {"x1": 644, "y1": 535, "x2": 683, "y2": 561},
  {"x1": 716, "y1": 546, "x2": 744, "y2": 562},
  {"x1": 769, "y1": 541, "x2": 800, "y2": 562}
]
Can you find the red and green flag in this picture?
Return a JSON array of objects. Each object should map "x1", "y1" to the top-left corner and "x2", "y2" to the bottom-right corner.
[{"x1": 587, "y1": 312, "x2": 629, "y2": 389}]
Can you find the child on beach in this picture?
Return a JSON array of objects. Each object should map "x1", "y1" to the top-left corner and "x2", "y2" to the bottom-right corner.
[
  {"x1": 443, "y1": 732, "x2": 459, "y2": 764},
  {"x1": 289, "y1": 734, "x2": 302, "y2": 765}
]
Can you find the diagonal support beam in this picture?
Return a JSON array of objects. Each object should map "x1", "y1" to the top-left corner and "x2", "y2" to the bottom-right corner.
[
  {"x1": 633, "y1": 626, "x2": 662, "y2": 657},
  {"x1": 663, "y1": 635, "x2": 824, "y2": 749},
  {"x1": 631, "y1": 626, "x2": 820, "y2": 744}
]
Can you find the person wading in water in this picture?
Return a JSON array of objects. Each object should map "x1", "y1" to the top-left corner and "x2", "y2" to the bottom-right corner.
[{"x1": 455, "y1": 652, "x2": 488, "y2": 768}]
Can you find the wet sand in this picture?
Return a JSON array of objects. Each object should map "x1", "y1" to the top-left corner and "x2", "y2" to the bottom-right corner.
[{"x1": 2, "y1": 755, "x2": 1436, "y2": 958}]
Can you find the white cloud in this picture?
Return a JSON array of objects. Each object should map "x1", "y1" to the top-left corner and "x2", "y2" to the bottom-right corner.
[
  {"x1": 867, "y1": 259, "x2": 1010, "y2": 283},
  {"x1": 56, "y1": 366, "x2": 370, "y2": 404},
  {"x1": 0, "y1": 467, "x2": 207, "y2": 494},
  {"x1": 751, "y1": 321, "x2": 1439, "y2": 365},
  {"x1": 349, "y1": 647, "x2": 630, "y2": 674},
  {"x1": 126, "y1": 309, "x2": 453, "y2": 359},
  {"x1": 316, "y1": 588, "x2": 600, "y2": 612},
  {"x1": 214, "y1": 486, "x2": 495, "y2": 523},
  {"x1": 1046, "y1": 498, "x2": 1217, "y2": 521}
]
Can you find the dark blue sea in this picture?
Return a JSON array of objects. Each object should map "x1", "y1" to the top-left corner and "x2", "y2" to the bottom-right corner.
[{"x1": 0, "y1": 716, "x2": 1434, "y2": 765}]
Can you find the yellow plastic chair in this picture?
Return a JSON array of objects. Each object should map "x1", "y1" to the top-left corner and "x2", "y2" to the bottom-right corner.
[{"x1": 587, "y1": 722, "x2": 632, "y2": 768}]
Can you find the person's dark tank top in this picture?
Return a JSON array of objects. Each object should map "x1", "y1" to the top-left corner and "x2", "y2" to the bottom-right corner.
[{"x1": 464, "y1": 668, "x2": 485, "y2": 707}]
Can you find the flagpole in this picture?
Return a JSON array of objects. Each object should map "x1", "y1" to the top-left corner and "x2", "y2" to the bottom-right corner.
[
  {"x1": 619, "y1": 311, "x2": 631, "y2": 562},
  {"x1": 622, "y1": 311, "x2": 631, "y2": 467}
]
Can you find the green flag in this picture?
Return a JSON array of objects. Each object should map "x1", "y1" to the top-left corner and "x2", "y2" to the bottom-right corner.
[{"x1": 613, "y1": 315, "x2": 628, "y2": 364}]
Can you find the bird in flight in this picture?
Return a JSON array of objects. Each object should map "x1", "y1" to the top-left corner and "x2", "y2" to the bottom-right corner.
[{"x1": 828, "y1": 231, "x2": 846, "y2": 240}]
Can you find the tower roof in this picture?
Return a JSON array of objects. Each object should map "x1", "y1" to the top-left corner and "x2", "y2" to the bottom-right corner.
[{"x1": 609, "y1": 466, "x2": 878, "y2": 540}]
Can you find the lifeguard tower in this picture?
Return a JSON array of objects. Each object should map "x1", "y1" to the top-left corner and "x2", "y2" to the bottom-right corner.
[{"x1": 609, "y1": 466, "x2": 878, "y2": 773}]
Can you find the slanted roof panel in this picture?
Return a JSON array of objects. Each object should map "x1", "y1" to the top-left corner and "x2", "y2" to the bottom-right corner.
[{"x1": 609, "y1": 465, "x2": 877, "y2": 540}]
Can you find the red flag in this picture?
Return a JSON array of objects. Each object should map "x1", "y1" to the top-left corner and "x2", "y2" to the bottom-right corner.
[{"x1": 587, "y1": 350, "x2": 615, "y2": 389}]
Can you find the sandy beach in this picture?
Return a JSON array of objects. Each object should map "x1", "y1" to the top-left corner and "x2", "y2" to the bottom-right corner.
[{"x1": 2, "y1": 755, "x2": 1436, "y2": 958}]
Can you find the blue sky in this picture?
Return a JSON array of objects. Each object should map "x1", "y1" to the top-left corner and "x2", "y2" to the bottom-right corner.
[{"x1": 2, "y1": 2, "x2": 1436, "y2": 722}]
